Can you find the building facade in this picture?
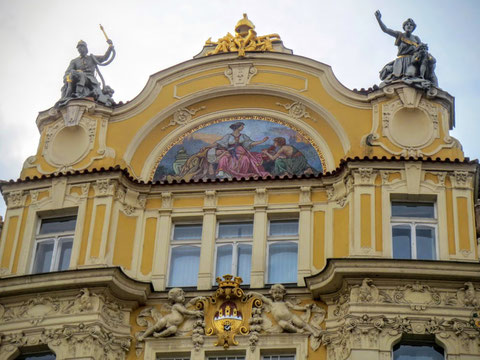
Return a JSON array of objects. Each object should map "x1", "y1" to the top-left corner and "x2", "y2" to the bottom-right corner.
[{"x1": 0, "y1": 15, "x2": 479, "y2": 360}]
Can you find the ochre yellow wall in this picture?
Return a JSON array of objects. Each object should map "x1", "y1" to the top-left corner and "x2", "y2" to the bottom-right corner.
[
  {"x1": 1, "y1": 216, "x2": 18, "y2": 268},
  {"x1": 113, "y1": 212, "x2": 137, "y2": 270}
]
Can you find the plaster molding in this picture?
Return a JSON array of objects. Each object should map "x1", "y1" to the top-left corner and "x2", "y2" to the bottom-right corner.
[
  {"x1": 5, "y1": 191, "x2": 25, "y2": 209},
  {"x1": 124, "y1": 88, "x2": 351, "y2": 175},
  {"x1": 224, "y1": 63, "x2": 258, "y2": 86},
  {"x1": 94, "y1": 179, "x2": 116, "y2": 197},
  {"x1": 276, "y1": 101, "x2": 316, "y2": 122},
  {"x1": 109, "y1": 53, "x2": 371, "y2": 125},
  {"x1": 137, "y1": 108, "x2": 338, "y2": 181},
  {"x1": 161, "y1": 106, "x2": 206, "y2": 130}
]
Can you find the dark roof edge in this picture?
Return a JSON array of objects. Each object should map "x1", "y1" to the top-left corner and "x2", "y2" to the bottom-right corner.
[{"x1": 2, "y1": 156, "x2": 478, "y2": 189}]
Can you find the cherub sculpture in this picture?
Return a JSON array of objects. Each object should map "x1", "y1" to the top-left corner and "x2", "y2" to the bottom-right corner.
[
  {"x1": 136, "y1": 288, "x2": 203, "y2": 341},
  {"x1": 250, "y1": 284, "x2": 324, "y2": 336}
]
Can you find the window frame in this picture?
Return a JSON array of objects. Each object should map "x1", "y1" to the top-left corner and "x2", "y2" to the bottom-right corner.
[
  {"x1": 30, "y1": 216, "x2": 76, "y2": 274},
  {"x1": 390, "y1": 201, "x2": 438, "y2": 260},
  {"x1": 262, "y1": 355, "x2": 296, "y2": 360},
  {"x1": 167, "y1": 222, "x2": 203, "y2": 287},
  {"x1": 266, "y1": 218, "x2": 299, "y2": 284},
  {"x1": 214, "y1": 220, "x2": 253, "y2": 283},
  {"x1": 392, "y1": 335, "x2": 445, "y2": 360}
]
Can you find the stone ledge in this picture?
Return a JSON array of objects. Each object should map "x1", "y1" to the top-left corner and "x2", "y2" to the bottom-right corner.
[
  {"x1": 305, "y1": 258, "x2": 480, "y2": 298},
  {"x1": 0, "y1": 267, "x2": 151, "y2": 303}
]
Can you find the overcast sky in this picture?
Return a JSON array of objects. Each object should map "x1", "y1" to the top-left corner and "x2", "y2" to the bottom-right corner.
[{"x1": 0, "y1": 0, "x2": 479, "y2": 217}]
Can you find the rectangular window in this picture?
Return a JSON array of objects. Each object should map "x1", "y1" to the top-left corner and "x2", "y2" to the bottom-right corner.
[
  {"x1": 207, "y1": 357, "x2": 245, "y2": 360},
  {"x1": 157, "y1": 357, "x2": 189, "y2": 360},
  {"x1": 391, "y1": 202, "x2": 437, "y2": 260},
  {"x1": 267, "y1": 219, "x2": 298, "y2": 284},
  {"x1": 215, "y1": 221, "x2": 253, "y2": 284},
  {"x1": 32, "y1": 216, "x2": 76, "y2": 274},
  {"x1": 168, "y1": 224, "x2": 202, "y2": 287},
  {"x1": 262, "y1": 356, "x2": 296, "y2": 360}
]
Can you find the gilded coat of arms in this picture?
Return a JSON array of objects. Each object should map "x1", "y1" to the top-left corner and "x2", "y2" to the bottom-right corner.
[{"x1": 196, "y1": 275, "x2": 261, "y2": 348}]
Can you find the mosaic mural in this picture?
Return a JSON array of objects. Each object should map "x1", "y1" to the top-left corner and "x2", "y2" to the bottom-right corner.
[{"x1": 153, "y1": 117, "x2": 324, "y2": 182}]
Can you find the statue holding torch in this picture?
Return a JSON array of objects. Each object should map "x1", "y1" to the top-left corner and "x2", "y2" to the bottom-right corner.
[{"x1": 57, "y1": 24, "x2": 116, "y2": 107}]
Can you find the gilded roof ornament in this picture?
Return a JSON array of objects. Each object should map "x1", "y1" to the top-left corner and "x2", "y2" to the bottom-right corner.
[{"x1": 203, "y1": 13, "x2": 285, "y2": 57}]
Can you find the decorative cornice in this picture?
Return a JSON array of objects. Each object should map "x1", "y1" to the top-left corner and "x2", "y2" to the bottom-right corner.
[
  {"x1": 0, "y1": 267, "x2": 151, "y2": 303},
  {"x1": 306, "y1": 259, "x2": 480, "y2": 298}
]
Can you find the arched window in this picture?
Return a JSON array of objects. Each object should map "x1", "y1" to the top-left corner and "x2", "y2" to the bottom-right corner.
[{"x1": 393, "y1": 336, "x2": 444, "y2": 360}]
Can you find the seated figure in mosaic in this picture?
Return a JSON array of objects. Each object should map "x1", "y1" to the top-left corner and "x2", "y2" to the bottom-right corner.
[{"x1": 261, "y1": 137, "x2": 313, "y2": 176}]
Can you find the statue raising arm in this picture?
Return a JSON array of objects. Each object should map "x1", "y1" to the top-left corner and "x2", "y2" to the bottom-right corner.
[
  {"x1": 374, "y1": 10, "x2": 399, "y2": 38},
  {"x1": 93, "y1": 39, "x2": 115, "y2": 64}
]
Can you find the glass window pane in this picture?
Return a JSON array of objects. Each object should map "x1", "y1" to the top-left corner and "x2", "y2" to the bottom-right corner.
[
  {"x1": 263, "y1": 356, "x2": 295, "y2": 360},
  {"x1": 416, "y1": 226, "x2": 436, "y2": 260},
  {"x1": 268, "y1": 242, "x2": 297, "y2": 283},
  {"x1": 269, "y1": 220, "x2": 299, "y2": 236},
  {"x1": 39, "y1": 216, "x2": 76, "y2": 234},
  {"x1": 32, "y1": 242, "x2": 54, "y2": 273},
  {"x1": 17, "y1": 353, "x2": 56, "y2": 360},
  {"x1": 173, "y1": 224, "x2": 202, "y2": 241},
  {"x1": 391, "y1": 202, "x2": 434, "y2": 218},
  {"x1": 237, "y1": 244, "x2": 252, "y2": 284},
  {"x1": 57, "y1": 239, "x2": 73, "y2": 271},
  {"x1": 218, "y1": 222, "x2": 253, "y2": 238},
  {"x1": 392, "y1": 226, "x2": 412, "y2": 259},
  {"x1": 169, "y1": 246, "x2": 200, "y2": 287},
  {"x1": 216, "y1": 245, "x2": 233, "y2": 278},
  {"x1": 393, "y1": 344, "x2": 444, "y2": 360}
]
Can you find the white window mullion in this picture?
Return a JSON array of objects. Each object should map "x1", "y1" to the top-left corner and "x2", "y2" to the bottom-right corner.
[
  {"x1": 232, "y1": 241, "x2": 238, "y2": 276},
  {"x1": 411, "y1": 222, "x2": 417, "y2": 259},
  {"x1": 50, "y1": 236, "x2": 60, "y2": 272}
]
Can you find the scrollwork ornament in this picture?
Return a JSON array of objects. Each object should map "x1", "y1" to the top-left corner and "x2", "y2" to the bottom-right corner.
[
  {"x1": 393, "y1": 282, "x2": 441, "y2": 310},
  {"x1": 162, "y1": 106, "x2": 206, "y2": 130},
  {"x1": 276, "y1": 101, "x2": 317, "y2": 122},
  {"x1": 7, "y1": 191, "x2": 24, "y2": 208}
]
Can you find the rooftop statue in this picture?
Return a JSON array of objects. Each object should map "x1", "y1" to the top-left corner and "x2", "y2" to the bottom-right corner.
[
  {"x1": 204, "y1": 14, "x2": 282, "y2": 57},
  {"x1": 375, "y1": 10, "x2": 438, "y2": 89},
  {"x1": 56, "y1": 25, "x2": 116, "y2": 107}
]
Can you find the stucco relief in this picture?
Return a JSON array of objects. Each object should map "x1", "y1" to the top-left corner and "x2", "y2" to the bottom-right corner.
[
  {"x1": 5, "y1": 191, "x2": 25, "y2": 209},
  {"x1": 0, "y1": 288, "x2": 131, "y2": 360},
  {"x1": 94, "y1": 178, "x2": 115, "y2": 197},
  {"x1": 0, "y1": 323, "x2": 131, "y2": 360},
  {"x1": 161, "y1": 106, "x2": 206, "y2": 130},
  {"x1": 224, "y1": 63, "x2": 257, "y2": 86},
  {"x1": 43, "y1": 117, "x2": 96, "y2": 168},
  {"x1": 135, "y1": 288, "x2": 204, "y2": 354},
  {"x1": 368, "y1": 89, "x2": 459, "y2": 158},
  {"x1": 324, "y1": 313, "x2": 480, "y2": 360},
  {"x1": 276, "y1": 101, "x2": 316, "y2": 122},
  {"x1": 323, "y1": 278, "x2": 480, "y2": 359},
  {"x1": 134, "y1": 281, "x2": 326, "y2": 354},
  {"x1": 248, "y1": 283, "x2": 325, "y2": 351},
  {"x1": 25, "y1": 110, "x2": 115, "y2": 175},
  {"x1": 115, "y1": 186, "x2": 146, "y2": 215},
  {"x1": 336, "y1": 279, "x2": 479, "y2": 311}
]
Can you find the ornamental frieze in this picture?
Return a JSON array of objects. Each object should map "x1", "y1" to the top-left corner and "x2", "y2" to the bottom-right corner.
[{"x1": 134, "y1": 276, "x2": 326, "y2": 353}]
